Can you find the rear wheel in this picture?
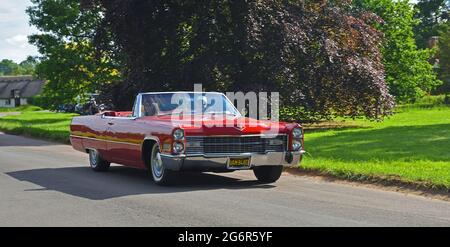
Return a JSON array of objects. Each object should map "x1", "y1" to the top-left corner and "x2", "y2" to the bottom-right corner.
[
  {"x1": 253, "y1": 166, "x2": 283, "y2": 183},
  {"x1": 89, "y1": 149, "x2": 110, "y2": 172},
  {"x1": 150, "y1": 144, "x2": 176, "y2": 185}
]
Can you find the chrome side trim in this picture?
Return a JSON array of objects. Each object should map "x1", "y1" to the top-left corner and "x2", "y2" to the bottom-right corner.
[
  {"x1": 141, "y1": 136, "x2": 161, "y2": 154},
  {"x1": 142, "y1": 136, "x2": 160, "y2": 145},
  {"x1": 69, "y1": 135, "x2": 141, "y2": 146}
]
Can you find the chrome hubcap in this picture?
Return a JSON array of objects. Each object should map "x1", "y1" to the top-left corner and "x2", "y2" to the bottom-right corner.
[
  {"x1": 152, "y1": 147, "x2": 163, "y2": 178},
  {"x1": 89, "y1": 150, "x2": 98, "y2": 168}
]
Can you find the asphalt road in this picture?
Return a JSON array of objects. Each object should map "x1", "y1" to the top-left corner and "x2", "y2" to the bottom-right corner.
[{"x1": 1, "y1": 132, "x2": 450, "y2": 226}]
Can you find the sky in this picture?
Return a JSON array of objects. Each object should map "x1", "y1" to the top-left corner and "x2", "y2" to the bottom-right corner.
[{"x1": 0, "y1": 0, "x2": 39, "y2": 63}]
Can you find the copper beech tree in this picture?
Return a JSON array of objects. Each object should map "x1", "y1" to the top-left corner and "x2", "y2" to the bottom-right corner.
[{"x1": 35, "y1": 0, "x2": 396, "y2": 121}]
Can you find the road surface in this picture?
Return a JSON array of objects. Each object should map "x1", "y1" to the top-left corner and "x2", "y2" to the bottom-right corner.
[{"x1": 1, "y1": 132, "x2": 450, "y2": 226}]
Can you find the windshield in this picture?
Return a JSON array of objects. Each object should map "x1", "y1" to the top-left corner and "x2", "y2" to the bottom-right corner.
[{"x1": 139, "y1": 92, "x2": 240, "y2": 117}]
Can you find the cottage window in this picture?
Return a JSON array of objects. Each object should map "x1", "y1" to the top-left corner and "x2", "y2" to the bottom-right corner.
[{"x1": 5, "y1": 99, "x2": 11, "y2": 105}]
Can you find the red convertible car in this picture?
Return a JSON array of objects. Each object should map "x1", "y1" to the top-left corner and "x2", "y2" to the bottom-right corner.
[{"x1": 70, "y1": 92, "x2": 304, "y2": 185}]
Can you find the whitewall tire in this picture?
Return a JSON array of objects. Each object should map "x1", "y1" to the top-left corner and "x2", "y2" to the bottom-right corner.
[{"x1": 89, "y1": 149, "x2": 110, "y2": 172}]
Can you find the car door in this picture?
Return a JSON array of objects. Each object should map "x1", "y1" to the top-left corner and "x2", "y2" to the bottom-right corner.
[{"x1": 104, "y1": 117, "x2": 145, "y2": 168}]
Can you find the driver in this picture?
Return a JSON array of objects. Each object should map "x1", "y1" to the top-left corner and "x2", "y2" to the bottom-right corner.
[{"x1": 141, "y1": 99, "x2": 160, "y2": 116}]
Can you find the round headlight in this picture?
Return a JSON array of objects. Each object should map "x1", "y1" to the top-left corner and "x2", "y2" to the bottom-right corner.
[
  {"x1": 292, "y1": 140, "x2": 302, "y2": 151},
  {"x1": 292, "y1": 128, "x2": 303, "y2": 139},
  {"x1": 173, "y1": 129, "x2": 184, "y2": 140},
  {"x1": 173, "y1": 142, "x2": 184, "y2": 153}
]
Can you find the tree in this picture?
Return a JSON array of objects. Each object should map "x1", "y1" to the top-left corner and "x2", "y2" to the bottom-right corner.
[
  {"x1": 27, "y1": 0, "x2": 120, "y2": 109},
  {"x1": 0, "y1": 59, "x2": 20, "y2": 76},
  {"x1": 28, "y1": 0, "x2": 395, "y2": 120},
  {"x1": 437, "y1": 23, "x2": 450, "y2": 93},
  {"x1": 19, "y1": 56, "x2": 39, "y2": 75},
  {"x1": 85, "y1": 0, "x2": 394, "y2": 120},
  {"x1": 0, "y1": 57, "x2": 37, "y2": 76},
  {"x1": 354, "y1": 0, "x2": 441, "y2": 102},
  {"x1": 414, "y1": 0, "x2": 450, "y2": 49}
]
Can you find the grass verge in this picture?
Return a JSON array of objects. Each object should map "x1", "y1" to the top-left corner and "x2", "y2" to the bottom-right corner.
[
  {"x1": 0, "y1": 111, "x2": 77, "y2": 143},
  {"x1": 302, "y1": 106, "x2": 450, "y2": 190},
  {"x1": 0, "y1": 105, "x2": 43, "y2": 112}
]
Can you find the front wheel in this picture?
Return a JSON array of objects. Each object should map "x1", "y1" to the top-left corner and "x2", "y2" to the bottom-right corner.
[
  {"x1": 89, "y1": 149, "x2": 110, "y2": 172},
  {"x1": 253, "y1": 166, "x2": 283, "y2": 183},
  {"x1": 150, "y1": 144, "x2": 176, "y2": 185}
]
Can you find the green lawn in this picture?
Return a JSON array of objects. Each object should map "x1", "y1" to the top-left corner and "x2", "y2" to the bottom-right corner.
[
  {"x1": 302, "y1": 106, "x2": 450, "y2": 189},
  {"x1": 0, "y1": 111, "x2": 77, "y2": 143},
  {"x1": 0, "y1": 105, "x2": 43, "y2": 112}
]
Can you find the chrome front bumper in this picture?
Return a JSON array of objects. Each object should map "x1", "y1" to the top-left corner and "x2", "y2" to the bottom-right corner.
[{"x1": 161, "y1": 150, "x2": 305, "y2": 172}]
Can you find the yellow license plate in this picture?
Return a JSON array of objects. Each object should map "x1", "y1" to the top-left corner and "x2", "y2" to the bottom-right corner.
[{"x1": 228, "y1": 157, "x2": 250, "y2": 168}]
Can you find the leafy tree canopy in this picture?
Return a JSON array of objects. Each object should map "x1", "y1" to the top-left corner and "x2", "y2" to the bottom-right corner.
[
  {"x1": 0, "y1": 57, "x2": 37, "y2": 76},
  {"x1": 414, "y1": 0, "x2": 449, "y2": 49},
  {"x1": 28, "y1": 0, "x2": 396, "y2": 120},
  {"x1": 27, "y1": 0, "x2": 120, "y2": 109},
  {"x1": 353, "y1": 0, "x2": 442, "y2": 102},
  {"x1": 437, "y1": 23, "x2": 450, "y2": 93},
  {"x1": 83, "y1": 0, "x2": 394, "y2": 120}
]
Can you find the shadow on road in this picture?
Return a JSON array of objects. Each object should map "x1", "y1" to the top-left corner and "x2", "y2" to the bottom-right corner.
[{"x1": 6, "y1": 166, "x2": 274, "y2": 200}]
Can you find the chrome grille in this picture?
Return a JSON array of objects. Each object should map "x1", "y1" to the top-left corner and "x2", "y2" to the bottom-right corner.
[{"x1": 185, "y1": 135, "x2": 288, "y2": 154}]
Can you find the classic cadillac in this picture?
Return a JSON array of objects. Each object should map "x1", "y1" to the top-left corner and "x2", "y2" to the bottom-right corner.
[{"x1": 70, "y1": 92, "x2": 304, "y2": 185}]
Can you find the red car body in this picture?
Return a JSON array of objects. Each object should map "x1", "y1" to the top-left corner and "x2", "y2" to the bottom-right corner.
[{"x1": 70, "y1": 92, "x2": 304, "y2": 184}]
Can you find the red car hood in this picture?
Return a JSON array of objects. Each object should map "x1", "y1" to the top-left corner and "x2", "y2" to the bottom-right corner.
[{"x1": 140, "y1": 114, "x2": 298, "y2": 136}]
